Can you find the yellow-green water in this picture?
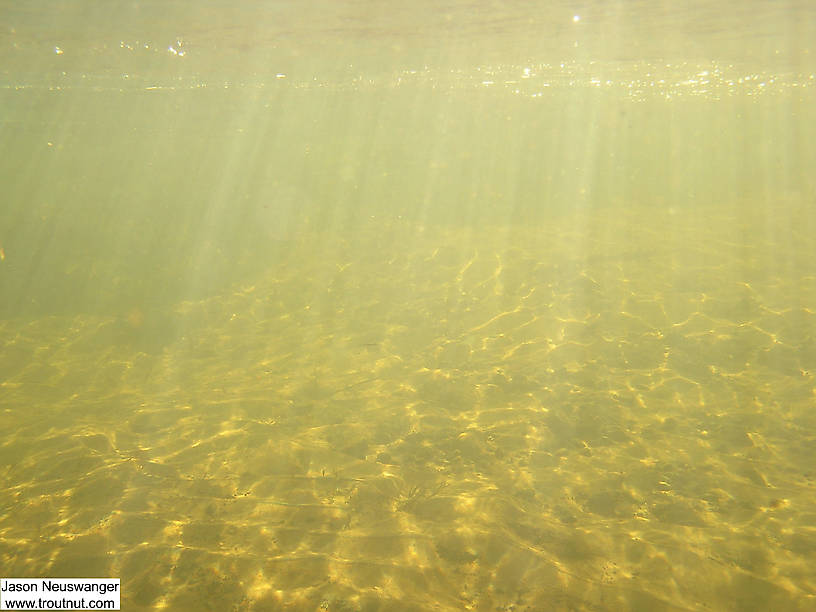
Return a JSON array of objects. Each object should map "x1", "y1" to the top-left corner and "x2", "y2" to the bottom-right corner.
[{"x1": 2, "y1": 2, "x2": 816, "y2": 611}]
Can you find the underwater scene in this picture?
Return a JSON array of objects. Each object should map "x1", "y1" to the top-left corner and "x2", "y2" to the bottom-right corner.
[{"x1": 1, "y1": 1, "x2": 815, "y2": 610}]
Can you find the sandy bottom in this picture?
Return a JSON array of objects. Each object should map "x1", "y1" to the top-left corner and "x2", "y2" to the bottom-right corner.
[{"x1": 1, "y1": 205, "x2": 815, "y2": 611}]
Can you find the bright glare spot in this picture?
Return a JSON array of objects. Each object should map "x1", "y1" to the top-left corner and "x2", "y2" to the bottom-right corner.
[
  {"x1": 573, "y1": 15, "x2": 580, "y2": 23},
  {"x1": 54, "y1": 46, "x2": 63, "y2": 55}
]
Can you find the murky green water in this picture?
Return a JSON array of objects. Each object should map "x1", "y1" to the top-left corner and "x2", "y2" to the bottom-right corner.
[{"x1": 2, "y1": 2, "x2": 815, "y2": 611}]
